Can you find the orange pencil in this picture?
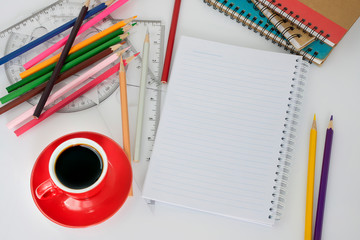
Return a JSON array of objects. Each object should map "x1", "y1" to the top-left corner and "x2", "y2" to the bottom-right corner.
[
  {"x1": 20, "y1": 16, "x2": 137, "y2": 79},
  {"x1": 119, "y1": 55, "x2": 133, "y2": 196}
]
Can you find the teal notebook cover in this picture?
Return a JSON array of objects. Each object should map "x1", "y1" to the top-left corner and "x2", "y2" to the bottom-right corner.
[{"x1": 204, "y1": 0, "x2": 333, "y2": 63}]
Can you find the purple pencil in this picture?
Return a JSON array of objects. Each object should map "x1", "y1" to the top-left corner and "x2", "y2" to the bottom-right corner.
[{"x1": 314, "y1": 115, "x2": 334, "y2": 240}]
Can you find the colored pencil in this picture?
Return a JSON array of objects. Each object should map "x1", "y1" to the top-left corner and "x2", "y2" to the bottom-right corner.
[
  {"x1": 0, "y1": 1, "x2": 108, "y2": 66},
  {"x1": 119, "y1": 55, "x2": 133, "y2": 196},
  {"x1": 161, "y1": 0, "x2": 181, "y2": 83},
  {"x1": 314, "y1": 115, "x2": 334, "y2": 240},
  {"x1": 32, "y1": 0, "x2": 90, "y2": 117},
  {"x1": 20, "y1": 16, "x2": 136, "y2": 79},
  {"x1": 9, "y1": 28, "x2": 132, "y2": 92},
  {"x1": 13, "y1": 53, "x2": 137, "y2": 136},
  {"x1": 33, "y1": 0, "x2": 91, "y2": 118},
  {"x1": 23, "y1": 0, "x2": 129, "y2": 69},
  {"x1": 305, "y1": 114, "x2": 317, "y2": 240},
  {"x1": 0, "y1": 33, "x2": 129, "y2": 104},
  {"x1": 0, "y1": 41, "x2": 127, "y2": 115},
  {"x1": 133, "y1": 29, "x2": 150, "y2": 162},
  {"x1": 14, "y1": 65, "x2": 120, "y2": 136},
  {"x1": 7, "y1": 46, "x2": 129, "y2": 129}
]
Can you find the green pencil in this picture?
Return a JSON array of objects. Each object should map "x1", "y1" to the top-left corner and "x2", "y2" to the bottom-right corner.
[
  {"x1": 0, "y1": 33, "x2": 129, "y2": 104},
  {"x1": 7, "y1": 24, "x2": 133, "y2": 92}
]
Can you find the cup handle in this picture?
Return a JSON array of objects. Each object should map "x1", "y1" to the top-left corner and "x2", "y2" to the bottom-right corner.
[{"x1": 35, "y1": 179, "x2": 61, "y2": 200}]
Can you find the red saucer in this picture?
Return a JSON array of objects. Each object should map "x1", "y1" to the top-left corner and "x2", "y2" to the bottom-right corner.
[{"x1": 31, "y1": 131, "x2": 132, "y2": 228}]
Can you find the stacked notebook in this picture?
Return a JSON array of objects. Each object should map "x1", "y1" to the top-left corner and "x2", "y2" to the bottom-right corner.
[{"x1": 203, "y1": 0, "x2": 360, "y2": 64}]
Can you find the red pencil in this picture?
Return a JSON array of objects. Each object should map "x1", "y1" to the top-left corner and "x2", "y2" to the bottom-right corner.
[
  {"x1": 161, "y1": 0, "x2": 182, "y2": 84},
  {"x1": 14, "y1": 54, "x2": 138, "y2": 137}
]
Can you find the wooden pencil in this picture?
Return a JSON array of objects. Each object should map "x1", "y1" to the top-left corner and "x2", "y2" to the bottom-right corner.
[
  {"x1": 24, "y1": 0, "x2": 129, "y2": 69},
  {"x1": 314, "y1": 116, "x2": 334, "y2": 240},
  {"x1": 133, "y1": 30, "x2": 150, "y2": 162},
  {"x1": 13, "y1": 52, "x2": 138, "y2": 137},
  {"x1": 7, "y1": 47, "x2": 130, "y2": 129},
  {"x1": 20, "y1": 17, "x2": 136, "y2": 79},
  {"x1": 119, "y1": 55, "x2": 133, "y2": 196},
  {"x1": 33, "y1": 0, "x2": 91, "y2": 118},
  {"x1": 305, "y1": 114, "x2": 317, "y2": 240},
  {"x1": 14, "y1": 65, "x2": 120, "y2": 136},
  {"x1": 0, "y1": 1, "x2": 108, "y2": 65},
  {"x1": 1, "y1": 34, "x2": 129, "y2": 103},
  {"x1": 0, "y1": 42, "x2": 126, "y2": 115},
  {"x1": 8, "y1": 31, "x2": 131, "y2": 93}
]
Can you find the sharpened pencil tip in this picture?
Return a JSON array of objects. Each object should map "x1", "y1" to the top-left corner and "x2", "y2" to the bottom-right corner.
[
  {"x1": 328, "y1": 115, "x2": 334, "y2": 129},
  {"x1": 120, "y1": 32, "x2": 130, "y2": 40},
  {"x1": 312, "y1": 115, "x2": 317, "y2": 130},
  {"x1": 120, "y1": 55, "x2": 125, "y2": 72},
  {"x1": 116, "y1": 46, "x2": 131, "y2": 56},
  {"x1": 105, "y1": 0, "x2": 116, "y2": 6},
  {"x1": 84, "y1": 0, "x2": 90, "y2": 7},
  {"x1": 145, "y1": 29, "x2": 150, "y2": 42},
  {"x1": 134, "y1": 52, "x2": 140, "y2": 57},
  {"x1": 122, "y1": 16, "x2": 137, "y2": 25},
  {"x1": 110, "y1": 43, "x2": 122, "y2": 52}
]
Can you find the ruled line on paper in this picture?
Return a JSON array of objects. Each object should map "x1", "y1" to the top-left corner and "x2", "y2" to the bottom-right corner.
[
  {"x1": 181, "y1": 59, "x2": 293, "y2": 81},
  {"x1": 151, "y1": 184, "x2": 266, "y2": 212}
]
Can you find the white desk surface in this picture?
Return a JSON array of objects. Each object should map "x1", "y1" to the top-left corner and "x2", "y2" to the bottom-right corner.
[{"x1": 0, "y1": 0, "x2": 359, "y2": 239}]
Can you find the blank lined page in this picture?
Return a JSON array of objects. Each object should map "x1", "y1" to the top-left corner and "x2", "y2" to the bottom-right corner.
[{"x1": 142, "y1": 36, "x2": 302, "y2": 225}]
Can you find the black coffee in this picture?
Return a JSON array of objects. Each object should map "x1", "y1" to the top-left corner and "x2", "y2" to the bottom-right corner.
[{"x1": 55, "y1": 144, "x2": 103, "y2": 190}]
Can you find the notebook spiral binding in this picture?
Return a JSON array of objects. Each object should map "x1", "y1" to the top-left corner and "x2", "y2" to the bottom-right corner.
[
  {"x1": 203, "y1": 0, "x2": 319, "y2": 64},
  {"x1": 253, "y1": 1, "x2": 302, "y2": 43},
  {"x1": 269, "y1": 58, "x2": 309, "y2": 220},
  {"x1": 257, "y1": 0, "x2": 330, "y2": 44}
]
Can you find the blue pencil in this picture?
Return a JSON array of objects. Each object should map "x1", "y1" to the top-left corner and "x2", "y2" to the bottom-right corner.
[{"x1": 0, "y1": 1, "x2": 109, "y2": 66}]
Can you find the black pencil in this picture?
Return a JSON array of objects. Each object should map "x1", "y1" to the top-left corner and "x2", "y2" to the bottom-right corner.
[{"x1": 33, "y1": 0, "x2": 90, "y2": 118}]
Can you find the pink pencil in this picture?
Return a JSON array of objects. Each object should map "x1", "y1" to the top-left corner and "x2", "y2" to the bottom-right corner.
[
  {"x1": 8, "y1": 47, "x2": 129, "y2": 129},
  {"x1": 14, "y1": 54, "x2": 137, "y2": 136},
  {"x1": 23, "y1": 0, "x2": 128, "y2": 69}
]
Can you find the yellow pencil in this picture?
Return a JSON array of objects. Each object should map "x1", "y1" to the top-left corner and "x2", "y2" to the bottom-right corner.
[
  {"x1": 305, "y1": 114, "x2": 317, "y2": 240},
  {"x1": 119, "y1": 55, "x2": 133, "y2": 196},
  {"x1": 20, "y1": 16, "x2": 137, "y2": 79}
]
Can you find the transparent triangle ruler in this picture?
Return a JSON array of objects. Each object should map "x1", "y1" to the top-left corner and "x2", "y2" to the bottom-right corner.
[
  {"x1": 0, "y1": 0, "x2": 120, "y2": 112},
  {"x1": 0, "y1": 0, "x2": 165, "y2": 193}
]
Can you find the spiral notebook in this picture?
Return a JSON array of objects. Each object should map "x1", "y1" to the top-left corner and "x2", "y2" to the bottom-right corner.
[
  {"x1": 256, "y1": 0, "x2": 360, "y2": 47},
  {"x1": 142, "y1": 36, "x2": 310, "y2": 225},
  {"x1": 203, "y1": 0, "x2": 333, "y2": 64},
  {"x1": 251, "y1": 0, "x2": 315, "y2": 50}
]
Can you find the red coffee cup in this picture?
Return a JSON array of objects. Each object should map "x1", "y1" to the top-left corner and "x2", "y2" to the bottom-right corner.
[{"x1": 35, "y1": 138, "x2": 108, "y2": 200}]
